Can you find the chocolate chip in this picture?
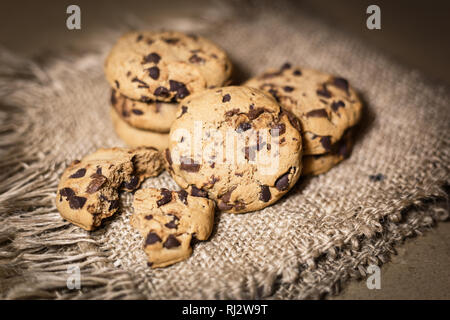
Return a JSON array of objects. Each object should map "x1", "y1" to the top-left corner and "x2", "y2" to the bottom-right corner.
[
  {"x1": 140, "y1": 95, "x2": 152, "y2": 103},
  {"x1": 157, "y1": 188, "x2": 173, "y2": 207},
  {"x1": 143, "y1": 52, "x2": 161, "y2": 64},
  {"x1": 283, "y1": 86, "x2": 294, "y2": 92},
  {"x1": 247, "y1": 107, "x2": 267, "y2": 120},
  {"x1": 293, "y1": 69, "x2": 302, "y2": 76},
  {"x1": 316, "y1": 84, "x2": 332, "y2": 98},
  {"x1": 60, "y1": 187, "x2": 75, "y2": 199},
  {"x1": 283, "y1": 110, "x2": 301, "y2": 132},
  {"x1": 271, "y1": 123, "x2": 286, "y2": 136},
  {"x1": 225, "y1": 108, "x2": 240, "y2": 117},
  {"x1": 146, "y1": 232, "x2": 162, "y2": 245},
  {"x1": 86, "y1": 174, "x2": 107, "y2": 194},
  {"x1": 108, "y1": 200, "x2": 120, "y2": 211},
  {"x1": 281, "y1": 62, "x2": 291, "y2": 70},
  {"x1": 145, "y1": 215, "x2": 153, "y2": 220},
  {"x1": 191, "y1": 186, "x2": 208, "y2": 198},
  {"x1": 306, "y1": 109, "x2": 328, "y2": 118},
  {"x1": 333, "y1": 77, "x2": 349, "y2": 94},
  {"x1": 163, "y1": 38, "x2": 179, "y2": 44},
  {"x1": 147, "y1": 262, "x2": 153, "y2": 267},
  {"x1": 275, "y1": 172, "x2": 290, "y2": 191},
  {"x1": 177, "y1": 189, "x2": 188, "y2": 205},
  {"x1": 178, "y1": 105, "x2": 188, "y2": 118},
  {"x1": 146, "y1": 66, "x2": 159, "y2": 80},
  {"x1": 154, "y1": 86, "x2": 170, "y2": 98},
  {"x1": 69, "y1": 196, "x2": 87, "y2": 210},
  {"x1": 189, "y1": 54, "x2": 205, "y2": 64},
  {"x1": 220, "y1": 188, "x2": 234, "y2": 204},
  {"x1": 122, "y1": 176, "x2": 139, "y2": 190},
  {"x1": 259, "y1": 185, "x2": 271, "y2": 202},
  {"x1": 331, "y1": 100, "x2": 345, "y2": 112},
  {"x1": 69, "y1": 168, "x2": 86, "y2": 179},
  {"x1": 180, "y1": 157, "x2": 200, "y2": 172},
  {"x1": 96, "y1": 166, "x2": 102, "y2": 175},
  {"x1": 268, "y1": 89, "x2": 280, "y2": 102},
  {"x1": 222, "y1": 94, "x2": 231, "y2": 103},
  {"x1": 131, "y1": 109, "x2": 144, "y2": 115},
  {"x1": 132, "y1": 77, "x2": 149, "y2": 89},
  {"x1": 165, "y1": 215, "x2": 179, "y2": 229},
  {"x1": 136, "y1": 34, "x2": 143, "y2": 42},
  {"x1": 320, "y1": 136, "x2": 332, "y2": 151},
  {"x1": 217, "y1": 201, "x2": 233, "y2": 211},
  {"x1": 115, "y1": 80, "x2": 120, "y2": 89},
  {"x1": 169, "y1": 80, "x2": 190, "y2": 99},
  {"x1": 236, "y1": 122, "x2": 252, "y2": 133},
  {"x1": 163, "y1": 234, "x2": 181, "y2": 248}
]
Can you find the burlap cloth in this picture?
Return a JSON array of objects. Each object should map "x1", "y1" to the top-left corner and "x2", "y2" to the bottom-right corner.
[{"x1": 0, "y1": 1, "x2": 449, "y2": 299}]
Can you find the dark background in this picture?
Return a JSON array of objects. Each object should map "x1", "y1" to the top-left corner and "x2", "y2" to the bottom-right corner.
[{"x1": 1, "y1": 0, "x2": 449, "y2": 299}]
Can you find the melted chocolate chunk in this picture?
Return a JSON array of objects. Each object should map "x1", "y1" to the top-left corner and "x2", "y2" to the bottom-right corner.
[
  {"x1": 69, "y1": 196, "x2": 87, "y2": 210},
  {"x1": 259, "y1": 185, "x2": 271, "y2": 202},
  {"x1": 169, "y1": 80, "x2": 190, "y2": 99},
  {"x1": 180, "y1": 157, "x2": 200, "y2": 172},
  {"x1": 157, "y1": 188, "x2": 173, "y2": 207},
  {"x1": 177, "y1": 189, "x2": 188, "y2": 205},
  {"x1": 189, "y1": 54, "x2": 205, "y2": 64},
  {"x1": 306, "y1": 109, "x2": 328, "y2": 118},
  {"x1": 268, "y1": 88, "x2": 280, "y2": 102},
  {"x1": 143, "y1": 52, "x2": 161, "y2": 64},
  {"x1": 275, "y1": 172, "x2": 290, "y2": 191},
  {"x1": 222, "y1": 94, "x2": 231, "y2": 103},
  {"x1": 331, "y1": 100, "x2": 345, "y2": 112},
  {"x1": 236, "y1": 122, "x2": 252, "y2": 133},
  {"x1": 316, "y1": 84, "x2": 332, "y2": 98},
  {"x1": 146, "y1": 232, "x2": 162, "y2": 245},
  {"x1": 147, "y1": 66, "x2": 160, "y2": 80},
  {"x1": 86, "y1": 173, "x2": 107, "y2": 194},
  {"x1": 154, "y1": 86, "x2": 170, "y2": 98},
  {"x1": 69, "y1": 168, "x2": 86, "y2": 179},
  {"x1": 333, "y1": 77, "x2": 349, "y2": 94},
  {"x1": 283, "y1": 110, "x2": 301, "y2": 132},
  {"x1": 145, "y1": 215, "x2": 153, "y2": 220},
  {"x1": 320, "y1": 136, "x2": 332, "y2": 151},
  {"x1": 60, "y1": 187, "x2": 75, "y2": 199},
  {"x1": 163, "y1": 234, "x2": 181, "y2": 249},
  {"x1": 247, "y1": 107, "x2": 267, "y2": 120},
  {"x1": 131, "y1": 109, "x2": 144, "y2": 115},
  {"x1": 217, "y1": 201, "x2": 233, "y2": 211},
  {"x1": 122, "y1": 176, "x2": 139, "y2": 190},
  {"x1": 165, "y1": 215, "x2": 179, "y2": 229},
  {"x1": 191, "y1": 186, "x2": 208, "y2": 198}
]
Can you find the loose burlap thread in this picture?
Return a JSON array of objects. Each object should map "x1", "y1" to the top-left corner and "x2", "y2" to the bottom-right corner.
[{"x1": 0, "y1": 1, "x2": 449, "y2": 299}]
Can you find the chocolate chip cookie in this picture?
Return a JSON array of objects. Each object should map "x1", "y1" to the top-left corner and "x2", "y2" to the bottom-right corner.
[
  {"x1": 130, "y1": 188, "x2": 215, "y2": 268},
  {"x1": 56, "y1": 147, "x2": 164, "y2": 230},
  {"x1": 245, "y1": 64, "x2": 362, "y2": 155},
  {"x1": 111, "y1": 89, "x2": 178, "y2": 133},
  {"x1": 303, "y1": 130, "x2": 354, "y2": 176},
  {"x1": 110, "y1": 108, "x2": 169, "y2": 151},
  {"x1": 105, "y1": 31, "x2": 232, "y2": 102},
  {"x1": 165, "y1": 86, "x2": 303, "y2": 214}
]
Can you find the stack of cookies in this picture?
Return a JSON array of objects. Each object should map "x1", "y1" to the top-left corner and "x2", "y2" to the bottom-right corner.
[
  {"x1": 56, "y1": 31, "x2": 364, "y2": 268},
  {"x1": 104, "y1": 31, "x2": 233, "y2": 151},
  {"x1": 245, "y1": 65, "x2": 362, "y2": 175}
]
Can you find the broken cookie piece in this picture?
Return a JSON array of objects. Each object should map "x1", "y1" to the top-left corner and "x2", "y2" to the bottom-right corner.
[
  {"x1": 56, "y1": 147, "x2": 164, "y2": 230},
  {"x1": 130, "y1": 188, "x2": 215, "y2": 268}
]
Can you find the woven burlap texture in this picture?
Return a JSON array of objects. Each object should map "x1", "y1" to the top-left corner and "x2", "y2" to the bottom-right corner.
[{"x1": 0, "y1": 2, "x2": 449, "y2": 299}]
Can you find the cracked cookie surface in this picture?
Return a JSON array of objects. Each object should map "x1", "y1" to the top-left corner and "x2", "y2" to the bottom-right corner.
[
  {"x1": 165, "y1": 86, "x2": 303, "y2": 214},
  {"x1": 105, "y1": 31, "x2": 232, "y2": 102},
  {"x1": 245, "y1": 65, "x2": 362, "y2": 155},
  {"x1": 111, "y1": 89, "x2": 178, "y2": 132},
  {"x1": 56, "y1": 147, "x2": 164, "y2": 230},
  {"x1": 130, "y1": 188, "x2": 215, "y2": 268}
]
